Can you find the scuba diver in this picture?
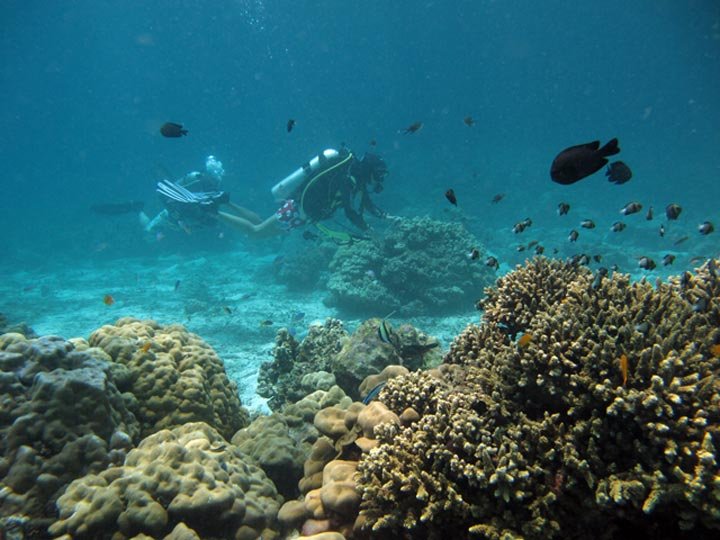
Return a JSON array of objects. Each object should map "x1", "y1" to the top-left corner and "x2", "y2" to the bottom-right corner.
[
  {"x1": 217, "y1": 147, "x2": 390, "y2": 241},
  {"x1": 153, "y1": 148, "x2": 390, "y2": 241}
]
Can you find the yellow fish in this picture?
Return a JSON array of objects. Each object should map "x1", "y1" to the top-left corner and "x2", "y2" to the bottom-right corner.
[{"x1": 619, "y1": 354, "x2": 628, "y2": 386}]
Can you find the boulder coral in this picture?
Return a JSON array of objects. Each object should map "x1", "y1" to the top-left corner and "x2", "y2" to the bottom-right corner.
[
  {"x1": 49, "y1": 422, "x2": 282, "y2": 539},
  {"x1": 326, "y1": 216, "x2": 493, "y2": 315},
  {"x1": 356, "y1": 257, "x2": 720, "y2": 539},
  {"x1": 87, "y1": 317, "x2": 249, "y2": 439},
  {"x1": 0, "y1": 334, "x2": 138, "y2": 534}
]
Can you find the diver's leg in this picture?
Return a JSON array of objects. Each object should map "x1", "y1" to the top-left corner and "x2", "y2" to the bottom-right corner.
[
  {"x1": 217, "y1": 210, "x2": 283, "y2": 238},
  {"x1": 224, "y1": 202, "x2": 263, "y2": 224}
]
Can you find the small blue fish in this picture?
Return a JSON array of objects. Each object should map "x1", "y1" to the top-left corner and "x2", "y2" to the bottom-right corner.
[
  {"x1": 290, "y1": 311, "x2": 305, "y2": 324},
  {"x1": 362, "y1": 381, "x2": 387, "y2": 405}
]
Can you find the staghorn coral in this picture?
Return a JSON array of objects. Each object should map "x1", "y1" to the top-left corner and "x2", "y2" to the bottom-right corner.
[
  {"x1": 356, "y1": 257, "x2": 720, "y2": 539},
  {"x1": 87, "y1": 317, "x2": 249, "y2": 439},
  {"x1": 326, "y1": 216, "x2": 493, "y2": 315},
  {"x1": 48, "y1": 422, "x2": 282, "y2": 539},
  {"x1": 0, "y1": 334, "x2": 138, "y2": 536}
]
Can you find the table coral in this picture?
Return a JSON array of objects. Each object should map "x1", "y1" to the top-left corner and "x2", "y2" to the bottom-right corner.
[
  {"x1": 49, "y1": 422, "x2": 282, "y2": 540},
  {"x1": 326, "y1": 216, "x2": 493, "y2": 315},
  {"x1": 0, "y1": 334, "x2": 138, "y2": 535},
  {"x1": 356, "y1": 257, "x2": 720, "y2": 539},
  {"x1": 87, "y1": 317, "x2": 249, "y2": 439}
]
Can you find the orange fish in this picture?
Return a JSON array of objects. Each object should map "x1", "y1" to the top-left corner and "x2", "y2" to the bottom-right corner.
[
  {"x1": 103, "y1": 294, "x2": 115, "y2": 306},
  {"x1": 710, "y1": 344, "x2": 720, "y2": 358},
  {"x1": 517, "y1": 333, "x2": 533, "y2": 348},
  {"x1": 619, "y1": 353, "x2": 628, "y2": 386},
  {"x1": 140, "y1": 342, "x2": 152, "y2": 353}
]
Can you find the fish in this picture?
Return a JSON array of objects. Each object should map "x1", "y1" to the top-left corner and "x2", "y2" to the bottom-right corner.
[
  {"x1": 619, "y1": 353, "x2": 628, "y2": 386},
  {"x1": 635, "y1": 321, "x2": 650, "y2": 334},
  {"x1": 534, "y1": 245, "x2": 545, "y2": 255},
  {"x1": 103, "y1": 294, "x2": 115, "y2": 306},
  {"x1": 445, "y1": 189, "x2": 457, "y2": 206},
  {"x1": 568, "y1": 229, "x2": 579, "y2": 242},
  {"x1": 638, "y1": 256, "x2": 656, "y2": 270},
  {"x1": 693, "y1": 297, "x2": 708, "y2": 313},
  {"x1": 491, "y1": 193, "x2": 505, "y2": 204},
  {"x1": 160, "y1": 122, "x2": 188, "y2": 137},
  {"x1": 557, "y1": 202, "x2": 570, "y2": 216},
  {"x1": 610, "y1": 221, "x2": 626, "y2": 233},
  {"x1": 362, "y1": 381, "x2": 388, "y2": 405},
  {"x1": 290, "y1": 311, "x2": 305, "y2": 323},
  {"x1": 645, "y1": 206, "x2": 654, "y2": 221},
  {"x1": 516, "y1": 245, "x2": 526, "y2": 252},
  {"x1": 468, "y1": 248, "x2": 480, "y2": 260},
  {"x1": 572, "y1": 253, "x2": 590, "y2": 266},
  {"x1": 550, "y1": 138, "x2": 620, "y2": 185},
  {"x1": 259, "y1": 319, "x2": 273, "y2": 326},
  {"x1": 620, "y1": 202, "x2": 643, "y2": 216},
  {"x1": 659, "y1": 225, "x2": 665, "y2": 237},
  {"x1": 689, "y1": 255, "x2": 706, "y2": 265},
  {"x1": 527, "y1": 240, "x2": 539, "y2": 248},
  {"x1": 591, "y1": 267, "x2": 608, "y2": 290},
  {"x1": 517, "y1": 333, "x2": 533, "y2": 348},
  {"x1": 592, "y1": 254, "x2": 602, "y2": 263},
  {"x1": 512, "y1": 218, "x2": 532, "y2": 234},
  {"x1": 463, "y1": 116, "x2": 475, "y2": 127},
  {"x1": 287, "y1": 119, "x2": 296, "y2": 132},
  {"x1": 377, "y1": 319, "x2": 398, "y2": 348},
  {"x1": 698, "y1": 221, "x2": 714, "y2": 235},
  {"x1": 402, "y1": 121, "x2": 424, "y2": 134},
  {"x1": 140, "y1": 342, "x2": 152, "y2": 353},
  {"x1": 605, "y1": 161, "x2": 632, "y2": 184},
  {"x1": 662, "y1": 254, "x2": 676, "y2": 266},
  {"x1": 174, "y1": 280, "x2": 181, "y2": 292},
  {"x1": 369, "y1": 139, "x2": 377, "y2": 147},
  {"x1": 580, "y1": 219, "x2": 596, "y2": 229},
  {"x1": 223, "y1": 306, "x2": 233, "y2": 314},
  {"x1": 485, "y1": 256, "x2": 499, "y2": 270},
  {"x1": 665, "y1": 203, "x2": 682, "y2": 220},
  {"x1": 90, "y1": 201, "x2": 145, "y2": 215},
  {"x1": 240, "y1": 292, "x2": 257, "y2": 300}
]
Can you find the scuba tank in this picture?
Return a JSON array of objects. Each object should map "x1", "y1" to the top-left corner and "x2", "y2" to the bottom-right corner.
[{"x1": 271, "y1": 149, "x2": 340, "y2": 202}]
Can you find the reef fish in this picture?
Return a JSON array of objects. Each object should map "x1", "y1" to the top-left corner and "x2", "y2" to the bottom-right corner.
[
  {"x1": 362, "y1": 381, "x2": 387, "y2": 405},
  {"x1": 619, "y1": 353, "x2": 628, "y2": 386},
  {"x1": 698, "y1": 221, "x2": 714, "y2": 235},
  {"x1": 463, "y1": 116, "x2": 475, "y2": 127},
  {"x1": 103, "y1": 294, "x2": 115, "y2": 306},
  {"x1": 377, "y1": 319, "x2": 397, "y2": 347},
  {"x1": 665, "y1": 204, "x2": 682, "y2": 220},
  {"x1": 445, "y1": 189, "x2": 458, "y2": 206},
  {"x1": 550, "y1": 138, "x2": 620, "y2": 185},
  {"x1": 580, "y1": 219, "x2": 595, "y2": 229},
  {"x1": 605, "y1": 161, "x2": 632, "y2": 184},
  {"x1": 160, "y1": 122, "x2": 187, "y2": 137},
  {"x1": 287, "y1": 119, "x2": 296, "y2": 132},
  {"x1": 557, "y1": 202, "x2": 570, "y2": 216},
  {"x1": 402, "y1": 121, "x2": 424, "y2": 134},
  {"x1": 620, "y1": 202, "x2": 643, "y2": 216}
]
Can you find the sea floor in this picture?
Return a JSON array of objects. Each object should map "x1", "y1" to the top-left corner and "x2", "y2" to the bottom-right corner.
[{"x1": 0, "y1": 245, "x2": 476, "y2": 414}]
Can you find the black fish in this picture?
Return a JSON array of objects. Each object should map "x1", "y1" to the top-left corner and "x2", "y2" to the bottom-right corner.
[
  {"x1": 445, "y1": 189, "x2": 457, "y2": 206},
  {"x1": 662, "y1": 254, "x2": 676, "y2": 266},
  {"x1": 568, "y1": 229, "x2": 579, "y2": 242},
  {"x1": 377, "y1": 319, "x2": 398, "y2": 348},
  {"x1": 665, "y1": 203, "x2": 682, "y2": 220},
  {"x1": 287, "y1": 119, "x2": 296, "y2": 132},
  {"x1": 659, "y1": 225, "x2": 665, "y2": 237},
  {"x1": 580, "y1": 219, "x2": 595, "y2": 229},
  {"x1": 402, "y1": 121, "x2": 423, "y2": 134},
  {"x1": 534, "y1": 245, "x2": 545, "y2": 255},
  {"x1": 605, "y1": 161, "x2": 632, "y2": 185},
  {"x1": 491, "y1": 193, "x2": 505, "y2": 204},
  {"x1": 485, "y1": 256, "x2": 499, "y2": 270},
  {"x1": 610, "y1": 221, "x2": 626, "y2": 232},
  {"x1": 557, "y1": 202, "x2": 570, "y2": 216},
  {"x1": 620, "y1": 202, "x2": 643, "y2": 216},
  {"x1": 645, "y1": 206, "x2": 654, "y2": 221},
  {"x1": 160, "y1": 122, "x2": 188, "y2": 137},
  {"x1": 463, "y1": 116, "x2": 475, "y2": 127},
  {"x1": 698, "y1": 221, "x2": 715, "y2": 235},
  {"x1": 638, "y1": 256, "x2": 656, "y2": 270},
  {"x1": 90, "y1": 200, "x2": 144, "y2": 215},
  {"x1": 550, "y1": 138, "x2": 620, "y2": 185},
  {"x1": 468, "y1": 248, "x2": 480, "y2": 260},
  {"x1": 174, "y1": 279, "x2": 181, "y2": 291}
]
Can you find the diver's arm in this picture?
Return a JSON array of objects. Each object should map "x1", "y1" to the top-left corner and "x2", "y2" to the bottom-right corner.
[
  {"x1": 361, "y1": 191, "x2": 386, "y2": 219},
  {"x1": 340, "y1": 183, "x2": 369, "y2": 230}
]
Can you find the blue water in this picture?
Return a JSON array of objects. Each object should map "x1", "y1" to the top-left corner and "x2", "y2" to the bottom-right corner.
[{"x1": 2, "y1": 0, "x2": 718, "y2": 267}]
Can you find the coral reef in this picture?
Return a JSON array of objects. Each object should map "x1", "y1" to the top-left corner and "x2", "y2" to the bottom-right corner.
[
  {"x1": 258, "y1": 318, "x2": 440, "y2": 409},
  {"x1": 49, "y1": 422, "x2": 282, "y2": 539},
  {"x1": 275, "y1": 238, "x2": 338, "y2": 292},
  {"x1": 356, "y1": 257, "x2": 720, "y2": 539},
  {"x1": 326, "y1": 216, "x2": 493, "y2": 315},
  {"x1": 0, "y1": 312, "x2": 36, "y2": 338},
  {"x1": 0, "y1": 334, "x2": 139, "y2": 535},
  {"x1": 86, "y1": 317, "x2": 249, "y2": 439}
]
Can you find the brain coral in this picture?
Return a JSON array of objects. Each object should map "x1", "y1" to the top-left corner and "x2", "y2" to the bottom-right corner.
[
  {"x1": 326, "y1": 216, "x2": 493, "y2": 315},
  {"x1": 87, "y1": 317, "x2": 249, "y2": 439},
  {"x1": 0, "y1": 334, "x2": 139, "y2": 535},
  {"x1": 356, "y1": 257, "x2": 720, "y2": 539},
  {"x1": 49, "y1": 422, "x2": 282, "y2": 539}
]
